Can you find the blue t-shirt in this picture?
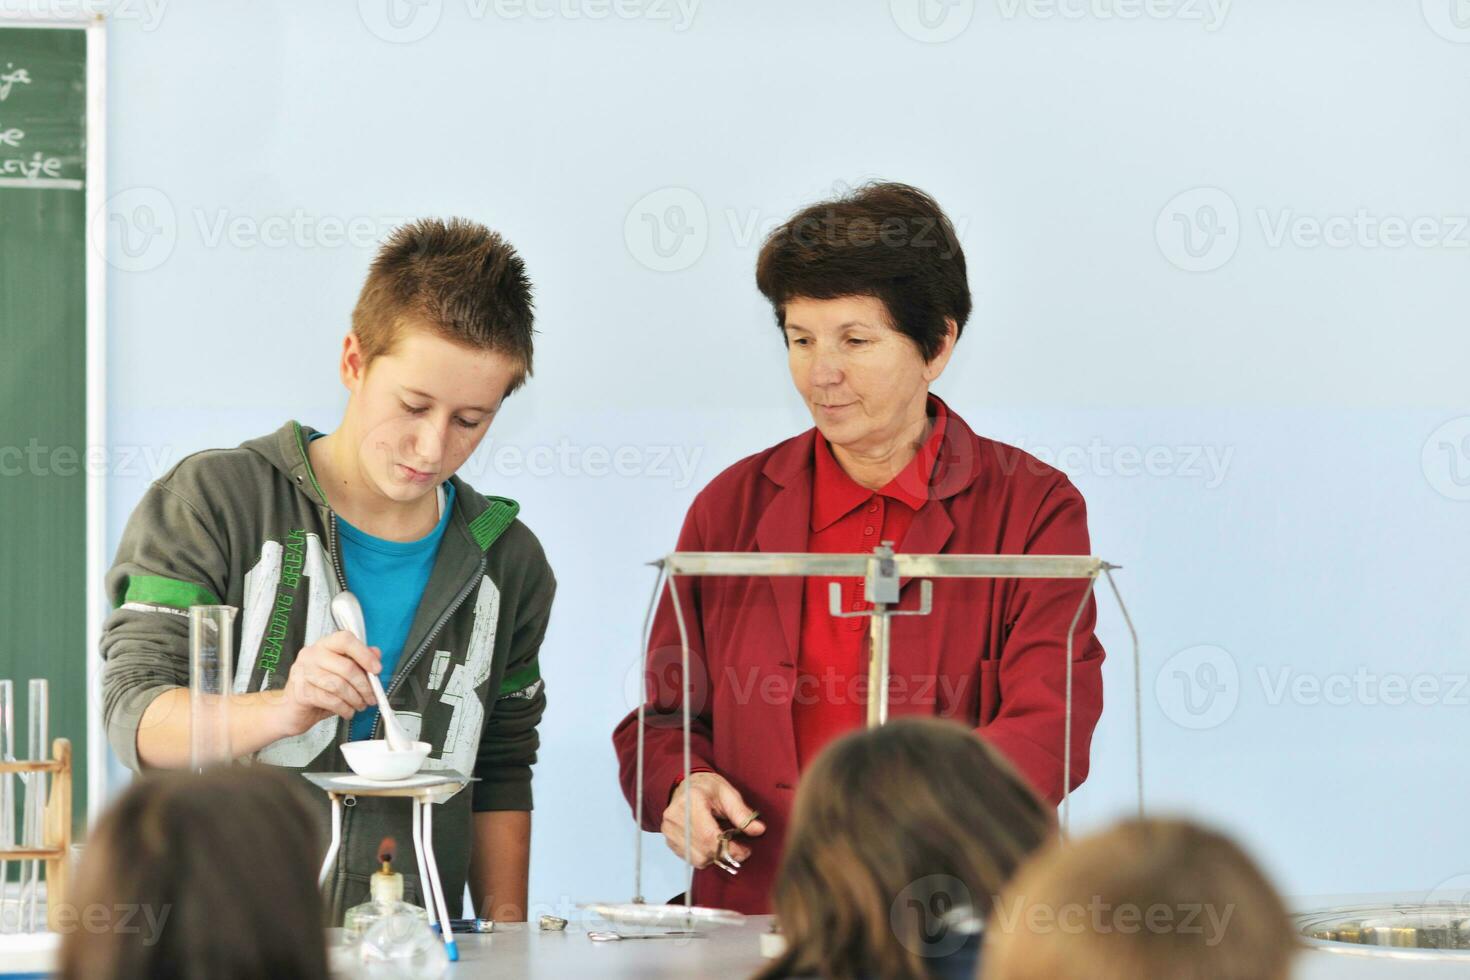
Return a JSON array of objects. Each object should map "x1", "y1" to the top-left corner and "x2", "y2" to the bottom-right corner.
[{"x1": 309, "y1": 433, "x2": 455, "y2": 741}]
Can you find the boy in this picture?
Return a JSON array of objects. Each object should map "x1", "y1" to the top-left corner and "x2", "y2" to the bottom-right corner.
[{"x1": 99, "y1": 218, "x2": 554, "y2": 922}]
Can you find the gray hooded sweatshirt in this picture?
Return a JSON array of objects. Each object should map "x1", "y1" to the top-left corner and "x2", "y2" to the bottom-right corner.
[{"x1": 100, "y1": 421, "x2": 554, "y2": 919}]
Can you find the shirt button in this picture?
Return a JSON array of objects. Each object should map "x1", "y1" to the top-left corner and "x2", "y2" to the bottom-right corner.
[
  {"x1": 867, "y1": 502, "x2": 878, "y2": 513},
  {"x1": 863, "y1": 526, "x2": 875, "y2": 536}
]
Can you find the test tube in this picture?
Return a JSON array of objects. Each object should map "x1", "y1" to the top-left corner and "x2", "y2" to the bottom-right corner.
[
  {"x1": 0, "y1": 680, "x2": 12, "y2": 932},
  {"x1": 189, "y1": 606, "x2": 238, "y2": 771},
  {"x1": 25, "y1": 679, "x2": 47, "y2": 932}
]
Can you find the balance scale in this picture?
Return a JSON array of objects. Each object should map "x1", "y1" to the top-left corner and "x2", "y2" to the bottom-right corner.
[
  {"x1": 579, "y1": 544, "x2": 1139, "y2": 934},
  {"x1": 578, "y1": 544, "x2": 1470, "y2": 965}
]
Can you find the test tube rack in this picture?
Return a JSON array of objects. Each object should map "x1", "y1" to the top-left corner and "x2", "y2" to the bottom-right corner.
[{"x1": 0, "y1": 738, "x2": 73, "y2": 932}]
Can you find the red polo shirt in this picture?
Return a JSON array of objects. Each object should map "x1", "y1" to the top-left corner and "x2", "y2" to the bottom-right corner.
[{"x1": 794, "y1": 398, "x2": 949, "y2": 767}]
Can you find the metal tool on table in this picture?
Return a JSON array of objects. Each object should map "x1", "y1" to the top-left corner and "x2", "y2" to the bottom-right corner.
[
  {"x1": 588, "y1": 929, "x2": 705, "y2": 942},
  {"x1": 579, "y1": 543, "x2": 1142, "y2": 943},
  {"x1": 330, "y1": 591, "x2": 412, "y2": 752}
]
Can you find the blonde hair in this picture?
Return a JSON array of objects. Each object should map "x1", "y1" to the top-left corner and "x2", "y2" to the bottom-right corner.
[{"x1": 982, "y1": 818, "x2": 1300, "y2": 980}]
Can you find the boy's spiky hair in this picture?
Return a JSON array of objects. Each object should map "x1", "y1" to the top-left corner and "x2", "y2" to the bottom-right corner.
[{"x1": 353, "y1": 217, "x2": 536, "y2": 393}]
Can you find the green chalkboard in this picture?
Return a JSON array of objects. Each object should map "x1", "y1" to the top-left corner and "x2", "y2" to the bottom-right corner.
[{"x1": 0, "y1": 23, "x2": 91, "y2": 834}]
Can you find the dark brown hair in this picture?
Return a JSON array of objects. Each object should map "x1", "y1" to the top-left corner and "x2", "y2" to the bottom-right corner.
[
  {"x1": 982, "y1": 818, "x2": 1300, "y2": 980},
  {"x1": 755, "y1": 182, "x2": 971, "y2": 362},
  {"x1": 352, "y1": 217, "x2": 536, "y2": 393},
  {"x1": 59, "y1": 766, "x2": 328, "y2": 980},
  {"x1": 756, "y1": 717, "x2": 1053, "y2": 980}
]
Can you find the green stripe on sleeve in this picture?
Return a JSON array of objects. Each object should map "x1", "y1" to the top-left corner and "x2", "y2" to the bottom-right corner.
[
  {"x1": 123, "y1": 574, "x2": 222, "y2": 610},
  {"x1": 469, "y1": 497, "x2": 521, "y2": 551},
  {"x1": 498, "y1": 661, "x2": 541, "y2": 697}
]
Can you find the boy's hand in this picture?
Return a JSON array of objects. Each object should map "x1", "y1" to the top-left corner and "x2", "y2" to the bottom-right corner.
[{"x1": 269, "y1": 630, "x2": 382, "y2": 737}]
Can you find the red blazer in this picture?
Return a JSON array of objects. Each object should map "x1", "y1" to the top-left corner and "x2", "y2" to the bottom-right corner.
[{"x1": 612, "y1": 401, "x2": 1105, "y2": 914}]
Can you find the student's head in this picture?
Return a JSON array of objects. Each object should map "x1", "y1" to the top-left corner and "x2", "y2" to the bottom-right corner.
[
  {"x1": 59, "y1": 766, "x2": 327, "y2": 980},
  {"x1": 342, "y1": 217, "x2": 535, "y2": 501},
  {"x1": 981, "y1": 818, "x2": 1300, "y2": 980},
  {"x1": 757, "y1": 717, "x2": 1053, "y2": 980},
  {"x1": 755, "y1": 182, "x2": 970, "y2": 456}
]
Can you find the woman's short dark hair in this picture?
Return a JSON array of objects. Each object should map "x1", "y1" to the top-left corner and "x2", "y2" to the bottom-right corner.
[
  {"x1": 755, "y1": 182, "x2": 972, "y2": 362},
  {"x1": 59, "y1": 766, "x2": 328, "y2": 980}
]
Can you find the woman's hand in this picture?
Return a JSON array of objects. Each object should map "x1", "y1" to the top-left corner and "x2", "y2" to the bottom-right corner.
[{"x1": 661, "y1": 771, "x2": 767, "y2": 871}]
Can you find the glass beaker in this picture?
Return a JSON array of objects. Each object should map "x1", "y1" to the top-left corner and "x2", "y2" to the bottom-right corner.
[{"x1": 189, "y1": 606, "x2": 238, "y2": 771}]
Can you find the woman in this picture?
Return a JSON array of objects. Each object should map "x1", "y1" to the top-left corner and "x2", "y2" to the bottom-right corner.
[
  {"x1": 59, "y1": 766, "x2": 328, "y2": 980},
  {"x1": 982, "y1": 818, "x2": 1300, "y2": 980},
  {"x1": 612, "y1": 182, "x2": 1106, "y2": 914},
  {"x1": 756, "y1": 717, "x2": 1053, "y2": 980}
]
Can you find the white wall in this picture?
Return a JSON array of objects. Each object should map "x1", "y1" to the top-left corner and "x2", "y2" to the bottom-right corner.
[{"x1": 76, "y1": 0, "x2": 1470, "y2": 912}]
